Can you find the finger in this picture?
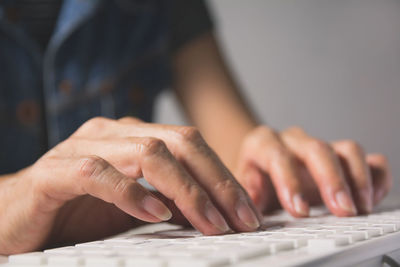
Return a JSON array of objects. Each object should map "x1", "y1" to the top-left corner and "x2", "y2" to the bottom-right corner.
[
  {"x1": 235, "y1": 160, "x2": 272, "y2": 213},
  {"x1": 281, "y1": 127, "x2": 357, "y2": 216},
  {"x1": 366, "y1": 154, "x2": 392, "y2": 205},
  {"x1": 133, "y1": 137, "x2": 232, "y2": 235},
  {"x1": 56, "y1": 137, "x2": 232, "y2": 235},
  {"x1": 296, "y1": 163, "x2": 322, "y2": 205},
  {"x1": 99, "y1": 122, "x2": 261, "y2": 232},
  {"x1": 152, "y1": 191, "x2": 191, "y2": 227},
  {"x1": 239, "y1": 127, "x2": 309, "y2": 217},
  {"x1": 332, "y1": 140, "x2": 373, "y2": 214},
  {"x1": 34, "y1": 156, "x2": 172, "y2": 223},
  {"x1": 164, "y1": 127, "x2": 261, "y2": 231},
  {"x1": 235, "y1": 162, "x2": 276, "y2": 213}
]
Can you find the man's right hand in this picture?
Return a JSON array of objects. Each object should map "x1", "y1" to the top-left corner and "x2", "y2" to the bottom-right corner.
[{"x1": 0, "y1": 117, "x2": 260, "y2": 255}]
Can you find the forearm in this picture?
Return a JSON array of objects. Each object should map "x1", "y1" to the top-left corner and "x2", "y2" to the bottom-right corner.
[{"x1": 172, "y1": 32, "x2": 259, "y2": 169}]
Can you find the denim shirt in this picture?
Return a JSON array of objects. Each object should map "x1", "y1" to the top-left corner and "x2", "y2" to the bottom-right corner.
[{"x1": 0, "y1": 0, "x2": 171, "y2": 174}]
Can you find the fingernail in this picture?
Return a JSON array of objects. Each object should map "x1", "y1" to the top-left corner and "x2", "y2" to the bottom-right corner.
[
  {"x1": 143, "y1": 195, "x2": 172, "y2": 221},
  {"x1": 293, "y1": 194, "x2": 309, "y2": 217},
  {"x1": 236, "y1": 200, "x2": 260, "y2": 229},
  {"x1": 335, "y1": 190, "x2": 357, "y2": 215},
  {"x1": 205, "y1": 202, "x2": 230, "y2": 233}
]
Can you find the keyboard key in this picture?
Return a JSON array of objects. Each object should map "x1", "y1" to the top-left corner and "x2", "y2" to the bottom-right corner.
[
  {"x1": 356, "y1": 227, "x2": 383, "y2": 236},
  {"x1": 44, "y1": 246, "x2": 79, "y2": 255},
  {"x1": 9, "y1": 252, "x2": 47, "y2": 265},
  {"x1": 125, "y1": 257, "x2": 166, "y2": 267},
  {"x1": 307, "y1": 236, "x2": 350, "y2": 250},
  {"x1": 262, "y1": 241, "x2": 294, "y2": 253},
  {"x1": 342, "y1": 231, "x2": 369, "y2": 240},
  {"x1": 110, "y1": 246, "x2": 156, "y2": 257},
  {"x1": 216, "y1": 246, "x2": 270, "y2": 262},
  {"x1": 263, "y1": 237, "x2": 308, "y2": 248},
  {"x1": 47, "y1": 255, "x2": 84, "y2": 266},
  {"x1": 167, "y1": 257, "x2": 228, "y2": 267},
  {"x1": 85, "y1": 255, "x2": 124, "y2": 267},
  {"x1": 325, "y1": 234, "x2": 363, "y2": 244},
  {"x1": 371, "y1": 224, "x2": 396, "y2": 233},
  {"x1": 76, "y1": 241, "x2": 106, "y2": 248}
]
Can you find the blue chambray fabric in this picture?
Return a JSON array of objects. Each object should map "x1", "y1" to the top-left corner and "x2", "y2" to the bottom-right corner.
[{"x1": 0, "y1": 0, "x2": 171, "y2": 174}]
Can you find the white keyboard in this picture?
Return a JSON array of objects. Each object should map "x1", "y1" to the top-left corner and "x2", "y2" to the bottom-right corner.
[{"x1": 4, "y1": 207, "x2": 400, "y2": 267}]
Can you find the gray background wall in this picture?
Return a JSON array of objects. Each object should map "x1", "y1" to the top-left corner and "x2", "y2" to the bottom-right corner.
[{"x1": 154, "y1": 0, "x2": 400, "y2": 204}]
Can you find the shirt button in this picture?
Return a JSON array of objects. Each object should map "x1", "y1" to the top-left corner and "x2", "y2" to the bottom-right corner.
[
  {"x1": 59, "y1": 79, "x2": 73, "y2": 95},
  {"x1": 16, "y1": 100, "x2": 40, "y2": 126}
]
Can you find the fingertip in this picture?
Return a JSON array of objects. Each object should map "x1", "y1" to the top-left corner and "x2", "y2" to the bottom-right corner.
[
  {"x1": 334, "y1": 190, "x2": 357, "y2": 216},
  {"x1": 236, "y1": 199, "x2": 260, "y2": 230},
  {"x1": 204, "y1": 202, "x2": 231, "y2": 233},
  {"x1": 292, "y1": 194, "x2": 309, "y2": 217},
  {"x1": 321, "y1": 188, "x2": 358, "y2": 217},
  {"x1": 142, "y1": 195, "x2": 172, "y2": 221}
]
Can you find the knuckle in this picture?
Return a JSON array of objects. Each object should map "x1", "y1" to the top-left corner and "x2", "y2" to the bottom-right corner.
[
  {"x1": 118, "y1": 116, "x2": 142, "y2": 124},
  {"x1": 375, "y1": 154, "x2": 388, "y2": 165},
  {"x1": 78, "y1": 155, "x2": 108, "y2": 179},
  {"x1": 341, "y1": 140, "x2": 364, "y2": 155},
  {"x1": 254, "y1": 125, "x2": 276, "y2": 137},
  {"x1": 243, "y1": 134, "x2": 260, "y2": 151},
  {"x1": 175, "y1": 126, "x2": 214, "y2": 156},
  {"x1": 176, "y1": 126, "x2": 203, "y2": 144},
  {"x1": 248, "y1": 125, "x2": 280, "y2": 146},
  {"x1": 214, "y1": 179, "x2": 241, "y2": 196},
  {"x1": 112, "y1": 178, "x2": 131, "y2": 200},
  {"x1": 86, "y1": 117, "x2": 109, "y2": 128},
  {"x1": 244, "y1": 126, "x2": 275, "y2": 148},
  {"x1": 177, "y1": 182, "x2": 208, "y2": 206},
  {"x1": 307, "y1": 139, "x2": 331, "y2": 154},
  {"x1": 269, "y1": 145, "x2": 290, "y2": 160},
  {"x1": 285, "y1": 126, "x2": 305, "y2": 135},
  {"x1": 77, "y1": 117, "x2": 111, "y2": 134},
  {"x1": 47, "y1": 140, "x2": 68, "y2": 157},
  {"x1": 141, "y1": 137, "x2": 168, "y2": 156}
]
